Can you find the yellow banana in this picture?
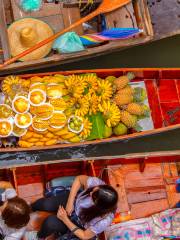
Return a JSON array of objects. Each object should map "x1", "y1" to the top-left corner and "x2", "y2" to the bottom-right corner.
[{"x1": 61, "y1": 132, "x2": 77, "y2": 140}]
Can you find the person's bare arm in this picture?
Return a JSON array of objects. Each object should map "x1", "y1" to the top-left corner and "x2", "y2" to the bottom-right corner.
[
  {"x1": 66, "y1": 175, "x2": 88, "y2": 215},
  {"x1": 58, "y1": 206, "x2": 95, "y2": 240},
  {"x1": 0, "y1": 181, "x2": 13, "y2": 189}
]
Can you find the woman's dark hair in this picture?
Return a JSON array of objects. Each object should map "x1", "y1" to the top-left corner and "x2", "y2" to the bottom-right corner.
[
  {"x1": 2, "y1": 197, "x2": 30, "y2": 229},
  {"x1": 79, "y1": 185, "x2": 118, "y2": 223}
]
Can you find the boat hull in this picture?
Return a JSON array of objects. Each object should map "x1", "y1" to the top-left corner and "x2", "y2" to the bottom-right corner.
[{"x1": 0, "y1": 68, "x2": 180, "y2": 168}]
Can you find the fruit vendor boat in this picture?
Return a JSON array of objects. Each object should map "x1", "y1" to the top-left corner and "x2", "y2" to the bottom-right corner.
[
  {"x1": 0, "y1": 68, "x2": 180, "y2": 168},
  {"x1": 0, "y1": 152, "x2": 179, "y2": 238},
  {"x1": 0, "y1": 0, "x2": 178, "y2": 75}
]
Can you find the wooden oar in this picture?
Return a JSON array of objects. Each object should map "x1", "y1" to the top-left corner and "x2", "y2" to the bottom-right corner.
[{"x1": 0, "y1": 0, "x2": 131, "y2": 68}]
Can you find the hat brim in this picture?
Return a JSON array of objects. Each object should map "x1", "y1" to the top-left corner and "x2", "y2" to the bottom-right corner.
[{"x1": 8, "y1": 18, "x2": 54, "y2": 62}]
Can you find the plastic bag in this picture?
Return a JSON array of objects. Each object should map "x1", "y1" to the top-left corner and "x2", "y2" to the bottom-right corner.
[
  {"x1": 53, "y1": 32, "x2": 85, "y2": 54},
  {"x1": 17, "y1": 0, "x2": 42, "y2": 12}
]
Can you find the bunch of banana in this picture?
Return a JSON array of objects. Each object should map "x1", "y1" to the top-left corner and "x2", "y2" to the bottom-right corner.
[
  {"x1": 97, "y1": 79, "x2": 113, "y2": 101},
  {"x1": 65, "y1": 75, "x2": 84, "y2": 99},
  {"x1": 88, "y1": 93, "x2": 99, "y2": 115},
  {"x1": 99, "y1": 101, "x2": 121, "y2": 127},
  {"x1": 80, "y1": 118, "x2": 92, "y2": 139},
  {"x1": 74, "y1": 96, "x2": 89, "y2": 117},
  {"x1": 2, "y1": 76, "x2": 25, "y2": 99},
  {"x1": 84, "y1": 74, "x2": 98, "y2": 93}
]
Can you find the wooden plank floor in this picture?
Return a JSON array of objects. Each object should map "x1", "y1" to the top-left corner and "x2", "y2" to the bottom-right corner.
[{"x1": 108, "y1": 163, "x2": 180, "y2": 219}]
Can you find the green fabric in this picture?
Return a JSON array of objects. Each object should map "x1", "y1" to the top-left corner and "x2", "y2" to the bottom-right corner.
[
  {"x1": 53, "y1": 32, "x2": 85, "y2": 54},
  {"x1": 19, "y1": 0, "x2": 42, "y2": 12}
]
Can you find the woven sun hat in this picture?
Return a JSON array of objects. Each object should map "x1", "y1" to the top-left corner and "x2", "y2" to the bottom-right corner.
[{"x1": 8, "y1": 18, "x2": 54, "y2": 61}]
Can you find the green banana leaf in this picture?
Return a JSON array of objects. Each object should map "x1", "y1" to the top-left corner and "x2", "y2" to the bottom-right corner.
[{"x1": 87, "y1": 112, "x2": 105, "y2": 140}]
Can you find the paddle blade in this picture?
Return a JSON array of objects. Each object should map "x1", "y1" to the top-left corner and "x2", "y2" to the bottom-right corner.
[{"x1": 99, "y1": 0, "x2": 131, "y2": 13}]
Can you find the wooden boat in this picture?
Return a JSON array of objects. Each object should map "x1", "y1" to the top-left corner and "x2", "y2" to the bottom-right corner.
[
  {"x1": 0, "y1": 0, "x2": 153, "y2": 75},
  {"x1": 0, "y1": 152, "x2": 179, "y2": 235},
  {"x1": 0, "y1": 68, "x2": 180, "y2": 169},
  {"x1": 0, "y1": 1, "x2": 179, "y2": 76}
]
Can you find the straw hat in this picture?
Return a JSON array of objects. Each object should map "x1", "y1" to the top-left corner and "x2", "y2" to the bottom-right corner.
[{"x1": 8, "y1": 18, "x2": 54, "y2": 61}]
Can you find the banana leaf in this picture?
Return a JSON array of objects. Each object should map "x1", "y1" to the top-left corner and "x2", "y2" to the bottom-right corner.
[{"x1": 88, "y1": 112, "x2": 105, "y2": 140}]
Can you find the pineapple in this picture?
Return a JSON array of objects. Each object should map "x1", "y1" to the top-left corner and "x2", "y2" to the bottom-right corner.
[
  {"x1": 126, "y1": 103, "x2": 146, "y2": 116},
  {"x1": 114, "y1": 72, "x2": 135, "y2": 90},
  {"x1": 121, "y1": 111, "x2": 138, "y2": 128},
  {"x1": 114, "y1": 94, "x2": 133, "y2": 106},
  {"x1": 117, "y1": 85, "x2": 134, "y2": 96}
]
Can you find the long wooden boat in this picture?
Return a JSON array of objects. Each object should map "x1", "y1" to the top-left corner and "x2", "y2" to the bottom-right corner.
[
  {"x1": 0, "y1": 153, "x2": 179, "y2": 236},
  {"x1": 0, "y1": 1, "x2": 179, "y2": 76},
  {"x1": 0, "y1": 68, "x2": 180, "y2": 168},
  {"x1": 0, "y1": 0, "x2": 162, "y2": 75},
  {"x1": 0, "y1": 1, "x2": 179, "y2": 75}
]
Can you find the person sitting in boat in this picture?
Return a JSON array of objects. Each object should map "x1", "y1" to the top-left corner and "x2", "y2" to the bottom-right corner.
[
  {"x1": 0, "y1": 181, "x2": 30, "y2": 240},
  {"x1": 31, "y1": 175, "x2": 118, "y2": 240}
]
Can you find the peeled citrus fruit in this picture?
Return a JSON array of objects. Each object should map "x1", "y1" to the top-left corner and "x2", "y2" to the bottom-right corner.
[
  {"x1": 0, "y1": 120, "x2": 13, "y2": 137},
  {"x1": 12, "y1": 123, "x2": 27, "y2": 137},
  {"x1": 29, "y1": 89, "x2": 46, "y2": 106},
  {"x1": 15, "y1": 113, "x2": 32, "y2": 128},
  {"x1": 12, "y1": 96, "x2": 29, "y2": 114}
]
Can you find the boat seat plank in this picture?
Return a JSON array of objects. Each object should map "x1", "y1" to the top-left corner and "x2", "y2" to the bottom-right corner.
[
  {"x1": 61, "y1": 7, "x2": 83, "y2": 35},
  {"x1": 105, "y1": 3, "x2": 137, "y2": 29},
  {"x1": 10, "y1": 1, "x2": 63, "y2": 19},
  {"x1": 38, "y1": 15, "x2": 65, "y2": 34},
  {"x1": 10, "y1": 0, "x2": 83, "y2": 35}
]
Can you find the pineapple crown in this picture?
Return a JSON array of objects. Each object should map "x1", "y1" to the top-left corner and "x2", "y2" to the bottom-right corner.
[
  {"x1": 133, "y1": 87, "x2": 147, "y2": 102},
  {"x1": 127, "y1": 72, "x2": 135, "y2": 81}
]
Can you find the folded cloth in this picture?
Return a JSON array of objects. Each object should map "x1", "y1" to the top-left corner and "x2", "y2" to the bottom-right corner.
[
  {"x1": 53, "y1": 32, "x2": 84, "y2": 54},
  {"x1": 105, "y1": 209, "x2": 180, "y2": 240},
  {"x1": 152, "y1": 209, "x2": 179, "y2": 238},
  {"x1": 171, "y1": 211, "x2": 180, "y2": 237},
  {"x1": 0, "y1": 188, "x2": 17, "y2": 202}
]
